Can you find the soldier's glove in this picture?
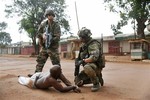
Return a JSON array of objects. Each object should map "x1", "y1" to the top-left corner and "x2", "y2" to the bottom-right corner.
[{"x1": 75, "y1": 59, "x2": 84, "y2": 66}]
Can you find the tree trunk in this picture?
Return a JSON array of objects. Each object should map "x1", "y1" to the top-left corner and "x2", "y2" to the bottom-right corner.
[
  {"x1": 136, "y1": 18, "x2": 147, "y2": 39},
  {"x1": 32, "y1": 38, "x2": 39, "y2": 55}
]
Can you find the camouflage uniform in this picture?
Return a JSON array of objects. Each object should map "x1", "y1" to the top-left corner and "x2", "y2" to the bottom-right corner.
[
  {"x1": 35, "y1": 18, "x2": 61, "y2": 73},
  {"x1": 74, "y1": 27, "x2": 105, "y2": 92}
]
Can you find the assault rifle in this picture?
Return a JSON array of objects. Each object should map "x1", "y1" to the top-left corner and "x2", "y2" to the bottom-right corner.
[
  {"x1": 45, "y1": 25, "x2": 52, "y2": 49},
  {"x1": 74, "y1": 54, "x2": 88, "y2": 76},
  {"x1": 74, "y1": 58, "x2": 81, "y2": 76}
]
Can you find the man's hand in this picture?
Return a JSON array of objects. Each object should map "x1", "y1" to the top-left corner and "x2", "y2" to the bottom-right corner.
[
  {"x1": 38, "y1": 37, "x2": 44, "y2": 47},
  {"x1": 73, "y1": 85, "x2": 81, "y2": 93},
  {"x1": 42, "y1": 33, "x2": 46, "y2": 41}
]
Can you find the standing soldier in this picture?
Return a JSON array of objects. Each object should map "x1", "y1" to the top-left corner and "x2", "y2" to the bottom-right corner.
[
  {"x1": 74, "y1": 27, "x2": 105, "y2": 92},
  {"x1": 28, "y1": 8, "x2": 71, "y2": 86}
]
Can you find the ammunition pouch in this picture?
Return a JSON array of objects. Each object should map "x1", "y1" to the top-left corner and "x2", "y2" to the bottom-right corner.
[{"x1": 95, "y1": 55, "x2": 105, "y2": 69}]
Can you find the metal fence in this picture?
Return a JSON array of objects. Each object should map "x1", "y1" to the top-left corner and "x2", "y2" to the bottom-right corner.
[{"x1": 0, "y1": 47, "x2": 21, "y2": 55}]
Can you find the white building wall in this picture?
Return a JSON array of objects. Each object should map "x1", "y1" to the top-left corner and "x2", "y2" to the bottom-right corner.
[
  {"x1": 103, "y1": 42, "x2": 108, "y2": 53},
  {"x1": 120, "y1": 40, "x2": 130, "y2": 53}
]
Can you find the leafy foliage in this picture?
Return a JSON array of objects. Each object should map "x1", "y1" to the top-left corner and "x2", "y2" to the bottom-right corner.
[
  {"x1": 0, "y1": 32, "x2": 12, "y2": 47},
  {"x1": 0, "y1": 22, "x2": 7, "y2": 31},
  {"x1": 104, "y1": 0, "x2": 150, "y2": 39},
  {"x1": 5, "y1": 0, "x2": 70, "y2": 54},
  {"x1": 0, "y1": 22, "x2": 12, "y2": 47}
]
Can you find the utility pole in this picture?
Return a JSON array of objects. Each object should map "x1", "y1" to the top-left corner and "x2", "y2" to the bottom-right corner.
[
  {"x1": 75, "y1": 1, "x2": 80, "y2": 31},
  {"x1": 20, "y1": 33, "x2": 21, "y2": 54},
  {"x1": 133, "y1": 19, "x2": 136, "y2": 39}
]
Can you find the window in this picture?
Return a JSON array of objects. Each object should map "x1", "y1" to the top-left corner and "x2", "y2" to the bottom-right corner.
[
  {"x1": 61, "y1": 44, "x2": 67, "y2": 51},
  {"x1": 131, "y1": 43, "x2": 141, "y2": 49}
]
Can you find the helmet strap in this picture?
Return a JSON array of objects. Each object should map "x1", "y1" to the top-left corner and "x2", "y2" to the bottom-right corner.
[{"x1": 83, "y1": 37, "x2": 92, "y2": 43}]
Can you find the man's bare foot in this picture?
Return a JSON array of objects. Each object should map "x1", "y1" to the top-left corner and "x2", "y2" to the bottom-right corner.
[{"x1": 27, "y1": 74, "x2": 33, "y2": 77}]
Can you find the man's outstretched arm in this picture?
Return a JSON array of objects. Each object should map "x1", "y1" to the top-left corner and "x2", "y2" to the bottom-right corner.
[
  {"x1": 50, "y1": 77, "x2": 80, "y2": 93},
  {"x1": 59, "y1": 73, "x2": 72, "y2": 86}
]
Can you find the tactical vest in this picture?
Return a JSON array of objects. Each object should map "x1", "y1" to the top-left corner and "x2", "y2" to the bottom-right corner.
[{"x1": 79, "y1": 39, "x2": 105, "y2": 69}]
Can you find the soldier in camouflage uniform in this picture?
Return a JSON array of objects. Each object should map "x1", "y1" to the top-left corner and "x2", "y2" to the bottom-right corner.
[
  {"x1": 28, "y1": 9, "x2": 61, "y2": 76},
  {"x1": 34, "y1": 8, "x2": 61, "y2": 73},
  {"x1": 74, "y1": 27, "x2": 105, "y2": 92}
]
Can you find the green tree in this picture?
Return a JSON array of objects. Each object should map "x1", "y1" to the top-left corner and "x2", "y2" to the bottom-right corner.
[
  {"x1": 0, "y1": 22, "x2": 7, "y2": 31},
  {"x1": 0, "y1": 32, "x2": 12, "y2": 47},
  {"x1": 0, "y1": 22, "x2": 12, "y2": 47},
  {"x1": 104, "y1": 0, "x2": 150, "y2": 39},
  {"x1": 5, "y1": 0, "x2": 70, "y2": 54}
]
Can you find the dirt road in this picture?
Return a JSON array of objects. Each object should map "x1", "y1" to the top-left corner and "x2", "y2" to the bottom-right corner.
[{"x1": 0, "y1": 55, "x2": 150, "y2": 100}]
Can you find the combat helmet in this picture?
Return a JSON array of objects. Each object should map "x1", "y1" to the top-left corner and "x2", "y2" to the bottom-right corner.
[
  {"x1": 44, "y1": 8, "x2": 55, "y2": 17},
  {"x1": 78, "y1": 27, "x2": 92, "y2": 38}
]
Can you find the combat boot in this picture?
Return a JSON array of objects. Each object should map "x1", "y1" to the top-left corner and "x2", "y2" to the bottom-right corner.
[
  {"x1": 96, "y1": 70, "x2": 104, "y2": 86},
  {"x1": 91, "y1": 83, "x2": 100, "y2": 92},
  {"x1": 99, "y1": 77, "x2": 104, "y2": 86},
  {"x1": 91, "y1": 77, "x2": 100, "y2": 92}
]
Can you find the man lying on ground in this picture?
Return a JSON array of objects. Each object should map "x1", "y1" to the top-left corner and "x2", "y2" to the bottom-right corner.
[{"x1": 18, "y1": 65, "x2": 81, "y2": 93}]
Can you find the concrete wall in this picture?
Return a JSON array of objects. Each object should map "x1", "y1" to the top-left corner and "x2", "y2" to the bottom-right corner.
[
  {"x1": 120, "y1": 40, "x2": 130, "y2": 53},
  {"x1": 0, "y1": 47, "x2": 20, "y2": 54},
  {"x1": 103, "y1": 41, "x2": 108, "y2": 53}
]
